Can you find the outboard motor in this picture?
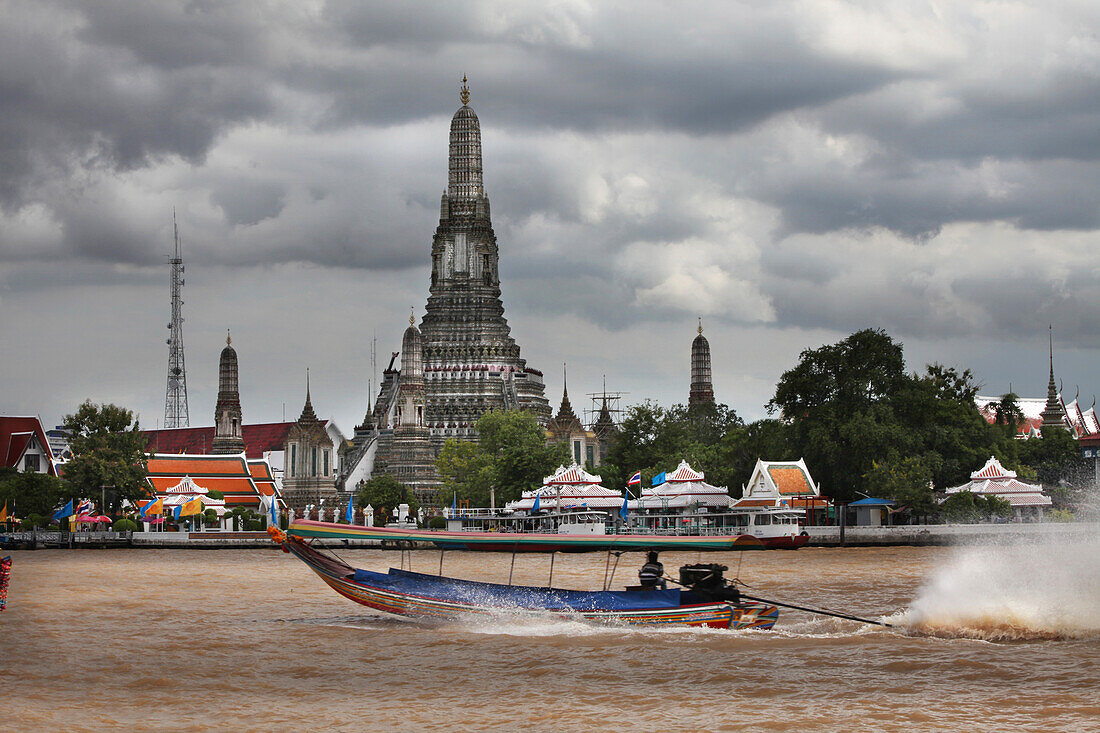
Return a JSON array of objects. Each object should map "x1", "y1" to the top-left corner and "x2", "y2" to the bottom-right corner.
[{"x1": 679, "y1": 563, "x2": 741, "y2": 604}]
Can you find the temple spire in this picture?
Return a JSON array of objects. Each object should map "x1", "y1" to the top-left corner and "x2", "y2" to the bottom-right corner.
[
  {"x1": 212, "y1": 332, "x2": 245, "y2": 454},
  {"x1": 689, "y1": 320, "x2": 715, "y2": 408},
  {"x1": 460, "y1": 75, "x2": 470, "y2": 106},
  {"x1": 555, "y1": 363, "x2": 577, "y2": 421},
  {"x1": 1040, "y1": 324, "x2": 1067, "y2": 431},
  {"x1": 299, "y1": 368, "x2": 319, "y2": 423}
]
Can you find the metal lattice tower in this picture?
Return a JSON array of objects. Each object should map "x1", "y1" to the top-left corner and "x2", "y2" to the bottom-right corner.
[{"x1": 164, "y1": 211, "x2": 190, "y2": 428}]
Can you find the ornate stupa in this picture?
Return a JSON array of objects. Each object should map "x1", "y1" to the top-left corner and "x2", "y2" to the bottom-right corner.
[
  {"x1": 344, "y1": 79, "x2": 550, "y2": 500},
  {"x1": 211, "y1": 330, "x2": 246, "y2": 454},
  {"x1": 1039, "y1": 325, "x2": 1068, "y2": 431},
  {"x1": 689, "y1": 318, "x2": 715, "y2": 408},
  {"x1": 420, "y1": 76, "x2": 551, "y2": 428}
]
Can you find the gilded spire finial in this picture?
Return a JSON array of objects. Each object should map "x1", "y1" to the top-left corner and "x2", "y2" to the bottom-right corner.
[
  {"x1": 460, "y1": 75, "x2": 470, "y2": 106},
  {"x1": 226, "y1": 329, "x2": 231, "y2": 346},
  {"x1": 698, "y1": 316, "x2": 703, "y2": 335},
  {"x1": 409, "y1": 306, "x2": 415, "y2": 326}
]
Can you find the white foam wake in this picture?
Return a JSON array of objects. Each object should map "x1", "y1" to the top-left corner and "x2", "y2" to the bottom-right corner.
[{"x1": 896, "y1": 537, "x2": 1100, "y2": 640}]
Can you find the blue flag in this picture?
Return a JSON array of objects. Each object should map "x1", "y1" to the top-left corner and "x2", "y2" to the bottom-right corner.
[
  {"x1": 345, "y1": 494, "x2": 354, "y2": 524},
  {"x1": 52, "y1": 499, "x2": 74, "y2": 521},
  {"x1": 619, "y1": 490, "x2": 629, "y2": 521},
  {"x1": 452, "y1": 491, "x2": 457, "y2": 516},
  {"x1": 270, "y1": 496, "x2": 280, "y2": 527},
  {"x1": 173, "y1": 504, "x2": 182, "y2": 521},
  {"x1": 531, "y1": 492, "x2": 541, "y2": 514},
  {"x1": 652, "y1": 472, "x2": 666, "y2": 486}
]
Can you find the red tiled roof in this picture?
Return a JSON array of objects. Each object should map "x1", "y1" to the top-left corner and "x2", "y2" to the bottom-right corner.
[
  {"x1": 767, "y1": 466, "x2": 813, "y2": 495},
  {"x1": 733, "y1": 498, "x2": 778, "y2": 508},
  {"x1": 247, "y1": 460, "x2": 274, "y2": 480},
  {"x1": 143, "y1": 422, "x2": 294, "y2": 459},
  {"x1": 146, "y1": 453, "x2": 267, "y2": 509},
  {"x1": 248, "y1": 460, "x2": 279, "y2": 497},
  {"x1": 147, "y1": 454, "x2": 252, "y2": 477},
  {"x1": 1, "y1": 416, "x2": 56, "y2": 475},
  {"x1": 149, "y1": 476, "x2": 255, "y2": 495}
]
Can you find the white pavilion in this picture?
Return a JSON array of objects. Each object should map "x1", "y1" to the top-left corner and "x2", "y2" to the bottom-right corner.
[
  {"x1": 945, "y1": 456, "x2": 1052, "y2": 522},
  {"x1": 635, "y1": 460, "x2": 731, "y2": 513},
  {"x1": 508, "y1": 463, "x2": 624, "y2": 514}
]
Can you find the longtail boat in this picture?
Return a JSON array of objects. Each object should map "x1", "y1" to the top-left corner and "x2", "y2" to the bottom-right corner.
[
  {"x1": 286, "y1": 519, "x2": 766, "y2": 553},
  {"x1": 271, "y1": 528, "x2": 778, "y2": 630}
]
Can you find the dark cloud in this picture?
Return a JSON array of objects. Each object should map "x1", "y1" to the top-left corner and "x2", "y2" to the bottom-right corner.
[{"x1": 4, "y1": 0, "x2": 1100, "y2": 432}]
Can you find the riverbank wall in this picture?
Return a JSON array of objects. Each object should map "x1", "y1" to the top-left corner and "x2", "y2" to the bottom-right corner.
[
  {"x1": 6, "y1": 523, "x2": 1096, "y2": 549},
  {"x1": 804, "y1": 521, "x2": 1099, "y2": 546}
]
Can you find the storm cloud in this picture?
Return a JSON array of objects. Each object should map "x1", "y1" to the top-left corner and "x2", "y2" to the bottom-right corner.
[{"x1": 3, "y1": 0, "x2": 1100, "y2": 431}]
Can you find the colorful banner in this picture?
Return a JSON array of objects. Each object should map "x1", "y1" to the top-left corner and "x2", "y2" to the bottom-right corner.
[{"x1": 178, "y1": 497, "x2": 202, "y2": 517}]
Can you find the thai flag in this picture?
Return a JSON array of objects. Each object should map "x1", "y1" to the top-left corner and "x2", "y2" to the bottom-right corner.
[
  {"x1": 77, "y1": 500, "x2": 94, "y2": 515},
  {"x1": 627, "y1": 471, "x2": 641, "y2": 487}
]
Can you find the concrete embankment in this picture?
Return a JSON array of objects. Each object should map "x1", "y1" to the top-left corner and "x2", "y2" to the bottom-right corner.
[
  {"x1": 8, "y1": 524, "x2": 1096, "y2": 549},
  {"x1": 804, "y1": 522, "x2": 1099, "y2": 546}
]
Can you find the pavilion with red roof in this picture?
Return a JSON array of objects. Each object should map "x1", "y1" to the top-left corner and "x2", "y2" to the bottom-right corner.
[
  {"x1": 144, "y1": 453, "x2": 281, "y2": 522},
  {"x1": 508, "y1": 464, "x2": 624, "y2": 513},
  {"x1": 636, "y1": 460, "x2": 731, "y2": 512},
  {"x1": 945, "y1": 455, "x2": 1051, "y2": 522}
]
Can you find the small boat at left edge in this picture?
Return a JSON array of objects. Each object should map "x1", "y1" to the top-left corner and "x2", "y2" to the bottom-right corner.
[{"x1": 269, "y1": 528, "x2": 779, "y2": 630}]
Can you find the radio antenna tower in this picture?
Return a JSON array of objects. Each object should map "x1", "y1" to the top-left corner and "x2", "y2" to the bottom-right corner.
[{"x1": 164, "y1": 210, "x2": 190, "y2": 427}]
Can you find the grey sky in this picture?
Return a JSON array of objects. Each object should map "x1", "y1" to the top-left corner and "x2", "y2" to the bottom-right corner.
[{"x1": 3, "y1": 0, "x2": 1100, "y2": 435}]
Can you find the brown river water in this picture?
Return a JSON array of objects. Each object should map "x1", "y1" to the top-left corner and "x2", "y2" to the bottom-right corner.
[{"x1": 3, "y1": 541, "x2": 1099, "y2": 732}]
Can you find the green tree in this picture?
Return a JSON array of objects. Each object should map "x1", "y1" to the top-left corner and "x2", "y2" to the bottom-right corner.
[
  {"x1": 436, "y1": 438, "x2": 494, "y2": 506},
  {"x1": 940, "y1": 491, "x2": 1012, "y2": 523},
  {"x1": 864, "y1": 456, "x2": 936, "y2": 517},
  {"x1": 433, "y1": 409, "x2": 567, "y2": 506},
  {"x1": 891, "y1": 364, "x2": 1014, "y2": 490},
  {"x1": 987, "y1": 392, "x2": 1024, "y2": 436},
  {"x1": 768, "y1": 329, "x2": 914, "y2": 501},
  {"x1": 0, "y1": 467, "x2": 70, "y2": 518},
  {"x1": 767, "y1": 330, "x2": 1016, "y2": 502},
  {"x1": 1016, "y1": 428, "x2": 1091, "y2": 511},
  {"x1": 603, "y1": 401, "x2": 743, "y2": 491},
  {"x1": 356, "y1": 474, "x2": 419, "y2": 525},
  {"x1": 475, "y1": 409, "x2": 568, "y2": 504},
  {"x1": 62, "y1": 401, "x2": 148, "y2": 515}
]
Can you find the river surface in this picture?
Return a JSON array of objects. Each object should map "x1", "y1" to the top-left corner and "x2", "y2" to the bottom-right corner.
[{"x1": 3, "y1": 542, "x2": 1098, "y2": 732}]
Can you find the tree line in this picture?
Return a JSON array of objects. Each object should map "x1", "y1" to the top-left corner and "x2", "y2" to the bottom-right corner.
[{"x1": 412, "y1": 328, "x2": 1090, "y2": 517}]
